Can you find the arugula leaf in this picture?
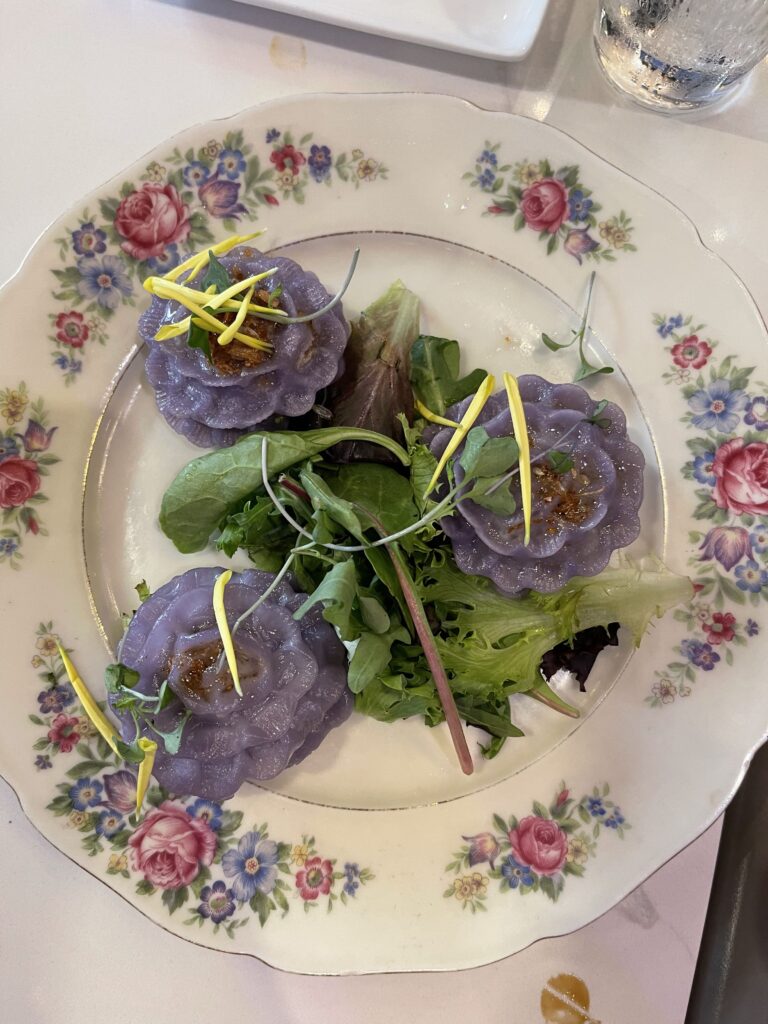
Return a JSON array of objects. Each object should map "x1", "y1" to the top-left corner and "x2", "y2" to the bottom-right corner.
[
  {"x1": 583, "y1": 399, "x2": 611, "y2": 429},
  {"x1": 299, "y1": 466, "x2": 366, "y2": 541},
  {"x1": 160, "y1": 427, "x2": 410, "y2": 553},
  {"x1": 348, "y1": 625, "x2": 410, "y2": 694},
  {"x1": 410, "y1": 336, "x2": 487, "y2": 415},
  {"x1": 293, "y1": 560, "x2": 359, "y2": 639}
]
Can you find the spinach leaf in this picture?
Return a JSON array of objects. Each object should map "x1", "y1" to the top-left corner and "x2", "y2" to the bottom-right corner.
[
  {"x1": 203, "y1": 251, "x2": 230, "y2": 291},
  {"x1": 328, "y1": 462, "x2": 419, "y2": 535},
  {"x1": 160, "y1": 427, "x2": 410, "y2": 553},
  {"x1": 410, "y1": 335, "x2": 487, "y2": 415}
]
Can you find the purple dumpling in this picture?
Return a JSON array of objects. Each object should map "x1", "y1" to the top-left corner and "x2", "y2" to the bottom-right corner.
[
  {"x1": 140, "y1": 246, "x2": 349, "y2": 448},
  {"x1": 112, "y1": 567, "x2": 352, "y2": 800},
  {"x1": 429, "y1": 375, "x2": 645, "y2": 595}
]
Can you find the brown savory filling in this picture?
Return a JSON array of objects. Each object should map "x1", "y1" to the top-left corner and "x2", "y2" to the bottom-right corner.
[
  {"x1": 171, "y1": 640, "x2": 236, "y2": 702},
  {"x1": 209, "y1": 285, "x2": 279, "y2": 376}
]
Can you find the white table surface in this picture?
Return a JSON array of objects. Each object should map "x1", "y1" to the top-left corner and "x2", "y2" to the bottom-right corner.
[{"x1": 2, "y1": 0, "x2": 766, "y2": 1019}]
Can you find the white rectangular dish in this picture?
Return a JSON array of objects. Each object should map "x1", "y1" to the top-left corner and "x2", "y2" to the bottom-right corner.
[{"x1": 232, "y1": 0, "x2": 551, "y2": 60}]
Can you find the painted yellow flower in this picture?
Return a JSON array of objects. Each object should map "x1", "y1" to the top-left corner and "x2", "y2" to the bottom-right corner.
[
  {"x1": 31, "y1": 655, "x2": 43, "y2": 668},
  {"x1": 108, "y1": 853, "x2": 128, "y2": 872},
  {"x1": 351, "y1": 148, "x2": 364, "y2": 160},
  {"x1": 514, "y1": 161, "x2": 542, "y2": 187},
  {"x1": 470, "y1": 872, "x2": 488, "y2": 896},
  {"x1": 145, "y1": 161, "x2": 166, "y2": 182},
  {"x1": 566, "y1": 833, "x2": 594, "y2": 866},
  {"x1": 276, "y1": 169, "x2": 297, "y2": 191},
  {"x1": 0, "y1": 385, "x2": 28, "y2": 425},
  {"x1": 74, "y1": 718, "x2": 96, "y2": 737},
  {"x1": 68, "y1": 811, "x2": 89, "y2": 828},
  {"x1": 599, "y1": 218, "x2": 630, "y2": 249},
  {"x1": 36, "y1": 634, "x2": 59, "y2": 657},
  {"x1": 453, "y1": 876, "x2": 476, "y2": 904},
  {"x1": 203, "y1": 139, "x2": 222, "y2": 160},
  {"x1": 290, "y1": 843, "x2": 310, "y2": 866},
  {"x1": 357, "y1": 158, "x2": 379, "y2": 181}
]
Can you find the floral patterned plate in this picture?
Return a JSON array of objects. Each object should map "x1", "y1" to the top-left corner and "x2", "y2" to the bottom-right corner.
[{"x1": 2, "y1": 93, "x2": 767, "y2": 975}]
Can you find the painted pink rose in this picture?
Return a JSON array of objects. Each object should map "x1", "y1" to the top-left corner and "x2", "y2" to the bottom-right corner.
[
  {"x1": 0, "y1": 456, "x2": 41, "y2": 509},
  {"x1": 114, "y1": 183, "x2": 191, "y2": 261},
  {"x1": 128, "y1": 800, "x2": 216, "y2": 889},
  {"x1": 508, "y1": 816, "x2": 568, "y2": 876},
  {"x1": 713, "y1": 438, "x2": 768, "y2": 517},
  {"x1": 520, "y1": 178, "x2": 569, "y2": 234}
]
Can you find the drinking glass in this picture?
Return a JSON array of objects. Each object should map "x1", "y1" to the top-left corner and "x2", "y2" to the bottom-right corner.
[{"x1": 594, "y1": 0, "x2": 768, "y2": 112}]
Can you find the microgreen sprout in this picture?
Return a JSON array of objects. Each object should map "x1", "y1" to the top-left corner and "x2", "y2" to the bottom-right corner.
[{"x1": 540, "y1": 272, "x2": 613, "y2": 382}]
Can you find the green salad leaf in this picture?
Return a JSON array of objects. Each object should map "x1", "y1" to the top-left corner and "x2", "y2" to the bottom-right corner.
[
  {"x1": 410, "y1": 335, "x2": 487, "y2": 415},
  {"x1": 160, "y1": 426, "x2": 410, "y2": 553}
]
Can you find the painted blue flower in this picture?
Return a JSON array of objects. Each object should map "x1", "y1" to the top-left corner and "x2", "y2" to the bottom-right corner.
[
  {"x1": 478, "y1": 149, "x2": 497, "y2": 166},
  {"x1": 751, "y1": 529, "x2": 768, "y2": 554},
  {"x1": 76, "y1": 255, "x2": 133, "y2": 311},
  {"x1": 501, "y1": 855, "x2": 535, "y2": 889},
  {"x1": 95, "y1": 810, "x2": 124, "y2": 838},
  {"x1": 604, "y1": 808, "x2": 625, "y2": 829},
  {"x1": 54, "y1": 353, "x2": 82, "y2": 375},
  {"x1": 183, "y1": 161, "x2": 211, "y2": 187},
  {"x1": 35, "y1": 755, "x2": 52, "y2": 770},
  {"x1": 221, "y1": 830, "x2": 279, "y2": 901},
  {"x1": 745, "y1": 396, "x2": 768, "y2": 430},
  {"x1": 735, "y1": 559, "x2": 768, "y2": 594},
  {"x1": 568, "y1": 189, "x2": 593, "y2": 221},
  {"x1": 688, "y1": 378, "x2": 749, "y2": 432},
  {"x1": 0, "y1": 537, "x2": 19, "y2": 557},
  {"x1": 747, "y1": 618, "x2": 760, "y2": 636},
  {"x1": 187, "y1": 798, "x2": 223, "y2": 831},
  {"x1": 657, "y1": 314, "x2": 684, "y2": 338},
  {"x1": 69, "y1": 777, "x2": 104, "y2": 810},
  {"x1": 476, "y1": 168, "x2": 496, "y2": 190},
  {"x1": 343, "y1": 862, "x2": 360, "y2": 897},
  {"x1": 146, "y1": 244, "x2": 181, "y2": 275},
  {"x1": 0, "y1": 436, "x2": 19, "y2": 462},
  {"x1": 587, "y1": 796, "x2": 606, "y2": 817},
  {"x1": 71, "y1": 221, "x2": 107, "y2": 257},
  {"x1": 681, "y1": 638, "x2": 720, "y2": 670},
  {"x1": 199, "y1": 880, "x2": 237, "y2": 924},
  {"x1": 37, "y1": 685, "x2": 74, "y2": 714},
  {"x1": 265, "y1": 128, "x2": 280, "y2": 143},
  {"x1": 217, "y1": 148, "x2": 246, "y2": 180},
  {"x1": 308, "y1": 144, "x2": 332, "y2": 182},
  {"x1": 692, "y1": 452, "x2": 716, "y2": 486}
]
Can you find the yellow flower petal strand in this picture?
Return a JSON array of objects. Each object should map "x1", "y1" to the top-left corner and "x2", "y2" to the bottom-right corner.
[
  {"x1": 503, "y1": 372, "x2": 532, "y2": 546},
  {"x1": 56, "y1": 644, "x2": 119, "y2": 754},
  {"x1": 162, "y1": 231, "x2": 264, "y2": 283},
  {"x1": 424, "y1": 374, "x2": 495, "y2": 498},
  {"x1": 217, "y1": 286, "x2": 254, "y2": 346},
  {"x1": 213, "y1": 570, "x2": 242, "y2": 697},
  {"x1": 414, "y1": 398, "x2": 460, "y2": 428},
  {"x1": 135, "y1": 738, "x2": 158, "y2": 815},
  {"x1": 205, "y1": 268, "x2": 279, "y2": 310},
  {"x1": 154, "y1": 317, "x2": 192, "y2": 341}
]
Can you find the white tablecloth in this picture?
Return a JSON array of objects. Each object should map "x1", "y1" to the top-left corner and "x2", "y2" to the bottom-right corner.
[{"x1": 2, "y1": 0, "x2": 766, "y2": 1019}]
